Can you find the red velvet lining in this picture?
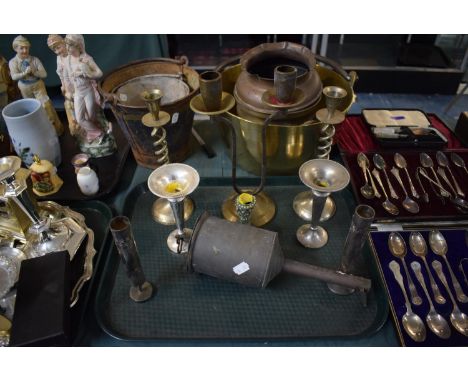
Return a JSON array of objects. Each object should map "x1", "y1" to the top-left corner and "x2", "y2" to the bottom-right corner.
[{"x1": 337, "y1": 114, "x2": 468, "y2": 221}]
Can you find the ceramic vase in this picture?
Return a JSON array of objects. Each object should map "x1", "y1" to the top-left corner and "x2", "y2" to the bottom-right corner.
[
  {"x1": 1, "y1": 98, "x2": 61, "y2": 166},
  {"x1": 76, "y1": 166, "x2": 99, "y2": 196}
]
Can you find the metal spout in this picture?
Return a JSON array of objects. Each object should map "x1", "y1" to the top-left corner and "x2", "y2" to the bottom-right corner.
[{"x1": 282, "y1": 259, "x2": 372, "y2": 293}]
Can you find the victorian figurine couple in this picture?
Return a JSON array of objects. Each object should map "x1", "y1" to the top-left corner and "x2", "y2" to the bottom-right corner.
[{"x1": 46, "y1": 34, "x2": 115, "y2": 157}]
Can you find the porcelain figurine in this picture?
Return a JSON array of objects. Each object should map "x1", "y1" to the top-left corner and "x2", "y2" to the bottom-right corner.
[
  {"x1": 63, "y1": 34, "x2": 116, "y2": 157},
  {"x1": 29, "y1": 155, "x2": 63, "y2": 196},
  {"x1": 47, "y1": 34, "x2": 79, "y2": 136},
  {"x1": 8, "y1": 36, "x2": 63, "y2": 136},
  {"x1": 76, "y1": 166, "x2": 99, "y2": 196},
  {"x1": 0, "y1": 56, "x2": 10, "y2": 108}
]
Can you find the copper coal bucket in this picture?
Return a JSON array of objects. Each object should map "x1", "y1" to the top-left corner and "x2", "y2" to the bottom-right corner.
[
  {"x1": 217, "y1": 51, "x2": 356, "y2": 175},
  {"x1": 98, "y1": 58, "x2": 199, "y2": 168}
]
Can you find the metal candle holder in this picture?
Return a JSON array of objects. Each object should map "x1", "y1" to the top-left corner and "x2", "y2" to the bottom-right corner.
[
  {"x1": 109, "y1": 216, "x2": 154, "y2": 302},
  {"x1": 296, "y1": 159, "x2": 350, "y2": 249},
  {"x1": 328, "y1": 204, "x2": 375, "y2": 295},
  {"x1": 190, "y1": 67, "x2": 302, "y2": 227},
  {"x1": 141, "y1": 89, "x2": 194, "y2": 226},
  {"x1": 0, "y1": 156, "x2": 86, "y2": 260},
  {"x1": 147, "y1": 163, "x2": 200, "y2": 255},
  {"x1": 293, "y1": 86, "x2": 348, "y2": 223}
]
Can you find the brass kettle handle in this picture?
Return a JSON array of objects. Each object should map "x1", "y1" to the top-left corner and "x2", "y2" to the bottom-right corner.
[
  {"x1": 315, "y1": 54, "x2": 352, "y2": 82},
  {"x1": 215, "y1": 55, "x2": 241, "y2": 72}
]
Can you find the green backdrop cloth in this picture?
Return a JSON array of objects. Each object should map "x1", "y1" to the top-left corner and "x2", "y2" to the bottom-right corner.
[{"x1": 0, "y1": 34, "x2": 169, "y2": 87}]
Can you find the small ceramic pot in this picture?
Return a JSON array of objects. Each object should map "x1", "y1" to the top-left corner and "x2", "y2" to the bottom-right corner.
[
  {"x1": 76, "y1": 166, "x2": 99, "y2": 196},
  {"x1": 1, "y1": 98, "x2": 61, "y2": 166},
  {"x1": 71, "y1": 153, "x2": 90, "y2": 173}
]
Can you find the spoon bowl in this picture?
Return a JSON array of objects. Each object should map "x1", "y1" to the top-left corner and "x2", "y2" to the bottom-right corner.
[
  {"x1": 420, "y1": 153, "x2": 434, "y2": 168},
  {"x1": 402, "y1": 312, "x2": 427, "y2": 342},
  {"x1": 436, "y1": 151, "x2": 449, "y2": 167},
  {"x1": 383, "y1": 200, "x2": 399, "y2": 215},
  {"x1": 394, "y1": 153, "x2": 407, "y2": 169},
  {"x1": 402, "y1": 196, "x2": 420, "y2": 214},
  {"x1": 451, "y1": 152, "x2": 468, "y2": 175}
]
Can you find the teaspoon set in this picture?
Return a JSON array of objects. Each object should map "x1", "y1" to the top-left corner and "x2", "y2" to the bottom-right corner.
[
  {"x1": 387, "y1": 230, "x2": 468, "y2": 342},
  {"x1": 357, "y1": 152, "x2": 468, "y2": 216}
]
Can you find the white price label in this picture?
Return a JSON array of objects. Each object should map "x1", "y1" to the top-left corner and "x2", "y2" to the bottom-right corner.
[
  {"x1": 233, "y1": 262, "x2": 250, "y2": 275},
  {"x1": 171, "y1": 112, "x2": 179, "y2": 124}
]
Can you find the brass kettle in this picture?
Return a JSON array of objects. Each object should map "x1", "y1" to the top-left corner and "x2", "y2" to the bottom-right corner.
[{"x1": 234, "y1": 42, "x2": 324, "y2": 122}]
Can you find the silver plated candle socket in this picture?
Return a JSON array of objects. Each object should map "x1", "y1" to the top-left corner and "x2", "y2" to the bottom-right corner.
[
  {"x1": 110, "y1": 216, "x2": 154, "y2": 302},
  {"x1": 296, "y1": 159, "x2": 350, "y2": 249},
  {"x1": 148, "y1": 163, "x2": 200, "y2": 255},
  {"x1": 328, "y1": 204, "x2": 375, "y2": 295},
  {"x1": 293, "y1": 86, "x2": 348, "y2": 223}
]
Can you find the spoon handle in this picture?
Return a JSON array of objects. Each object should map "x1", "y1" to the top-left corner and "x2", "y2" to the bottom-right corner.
[
  {"x1": 367, "y1": 168, "x2": 381, "y2": 198},
  {"x1": 411, "y1": 261, "x2": 434, "y2": 310},
  {"x1": 389, "y1": 260, "x2": 412, "y2": 309},
  {"x1": 383, "y1": 169, "x2": 399, "y2": 199},
  {"x1": 391, "y1": 167, "x2": 408, "y2": 197},
  {"x1": 372, "y1": 169, "x2": 389, "y2": 200},
  {"x1": 422, "y1": 259, "x2": 446, "y2": 305},
  {"x1": 432, "y1": 260, "x2": 459, "y2": 308},
  {"x1": 401, "y1": 259, "x2": 423, "y2": 306},
  {"x1": 404, "y1": 167, "x2": 420, "y2": 199},
  {"x1": 441, "y1": 256, "x2": 468, "y2": 303}
]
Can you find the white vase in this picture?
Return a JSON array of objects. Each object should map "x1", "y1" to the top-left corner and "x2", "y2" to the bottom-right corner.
[
  {"x1": 77, "y1": 166, "x2": 99, "y2": 196},
  {"x1": 1, "y1": 98, "x2": 61, "y2": 166}
]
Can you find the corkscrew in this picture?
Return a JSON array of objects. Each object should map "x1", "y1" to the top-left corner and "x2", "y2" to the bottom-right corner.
[
  {"x1": 141, "y1": 89, "x2": 170, "y2": 165},
  {"x1": 317, "y1": 123, "x2": 336, "y2": 159},
  {"x1": 315, "y1": 86, "x2": 347, "y2": 159}
]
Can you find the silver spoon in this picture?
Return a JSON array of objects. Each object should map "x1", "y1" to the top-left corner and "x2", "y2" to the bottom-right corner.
[
  {"x1": 409, "y1": 232, "x2": 446, "y2": 304},
  {"x1": 436, "y1": 151, "x2": 464, "y2": 197},
  {"x1": 429, "y1": 230, "x2": 468, "y2": 303},
  {"x1": 372, "y1": 169, "x2": 399, "y2": 216},
  {"x1": 388, "y1": 232, "x2": 422, "y2": 306},
  {"x1": 432, "y1": 260, "x2": 468, "y2": 337},
  {"x1": 373, "y1": 154, "x2": 398, "y2": 199},
  {"x1": 395, "y1": 153, "x2": 419, "y2": 199},
  {"x1": 411, "y1": 261, "x2": 451, "y2": 339},
  {"x1": 357, "y1": 153, "x2": 375, "y2": 199},
  {"x1": 451, "y1": 152, "x2": 468, "y2": 176},
  {"x1": 390, "y1": 167, "x2": 419, "y2": 214},
  {"x1": 389, "y1": 260, "x2": 426, "y2": 342}
]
